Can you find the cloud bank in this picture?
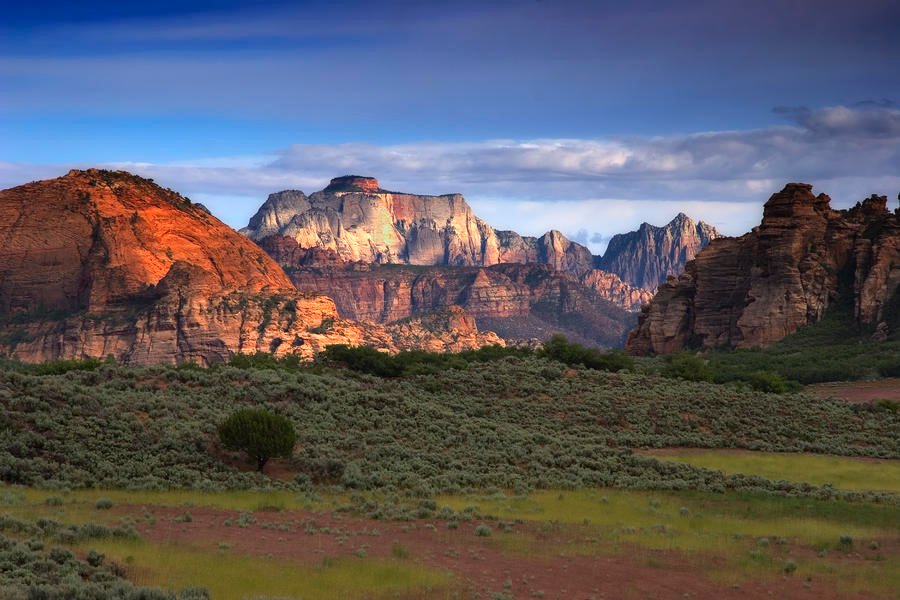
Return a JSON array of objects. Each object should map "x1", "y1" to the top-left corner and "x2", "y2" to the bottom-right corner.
[{"x1": 2, "y1": 104, "x2": 898, "y2": 253}]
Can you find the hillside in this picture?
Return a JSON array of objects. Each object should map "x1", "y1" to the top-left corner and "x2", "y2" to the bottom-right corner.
[
  {"x1": 259, "y1": 236, "x2": 638, "y2": 347},
  {"x1": 628, "y1": 183, "x2": 900, "y2": 353},
  {"x1": 0, "y1": 170, "x2": 501, "y2": 365}
]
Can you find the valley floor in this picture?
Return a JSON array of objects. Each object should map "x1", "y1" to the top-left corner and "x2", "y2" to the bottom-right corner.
[{"x1": 2, "y1": 469, "x2": 897, "y2": 600}]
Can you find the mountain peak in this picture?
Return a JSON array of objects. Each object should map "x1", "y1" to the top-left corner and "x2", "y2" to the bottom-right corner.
[{"x1": 323, "y1": 175, "x2": 380, "y2": 193}]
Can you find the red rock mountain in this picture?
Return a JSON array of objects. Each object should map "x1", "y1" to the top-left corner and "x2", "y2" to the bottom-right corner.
[
  {"x1": 0, "y1": 170, "x2": 500, "y2": 364},
  {"x1": 597, "y1": 213, "x2": 719, "y2": 291},
  {"x1": 241, "y1": 176, "x2": 655, "y2": 314},
  {"x1": 259, "y1": 236, "x2": 638, "y2": 348},
  {"x1": 626, "y1": 183, "x2": 900, "y2": 354}
]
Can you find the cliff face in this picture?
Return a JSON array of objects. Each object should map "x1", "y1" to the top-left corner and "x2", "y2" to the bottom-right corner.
[
  {"x1": 626, "y1": 183, "x2": 900, "y2": 354},
  {"x1": 0, "y1": 170, "x2": 501, "y2": 365},
  {"x1": 241, "y1": 176, "x2": 502, "y2": 266},
  {"x1": 597, "y1": 213, "x2": 719, "y2": 291},
  {"x1": 243, "y1": 176, "x2": 656, "y2": 314},
  {"x1": 243, "y1": 177, "x2": 605, "y2": 275},
  {"x1": 259, "y1": 236, "x2": 637, "y2": 348}
]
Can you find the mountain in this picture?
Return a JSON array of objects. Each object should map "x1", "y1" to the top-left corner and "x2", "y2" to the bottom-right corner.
[
  {"x1": 597, "y1": 213, "x2": 719, "y2": 291},
  {"x1": 626, "y1": 183, "x2": 900, "y2": 354},
  {"x1": 0, "y1": 170, "x2": 500, "y2": 365},
  {"x1": 242, "y1": 175, "x2": 653, "y2": 312},
  {"x1": 242, "y1": 175, "x2": 599, "y2": 272},
  {"x1": 259, "y1": 236, "x2": 638, "y2": 348}
]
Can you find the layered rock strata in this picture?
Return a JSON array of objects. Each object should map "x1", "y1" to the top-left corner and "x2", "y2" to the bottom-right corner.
[
  {"x1": 626, "y1": 184, "x2": 900, "y2": 354},
  {"x1": 597, "y1": 212, "x2": 719, "y2": 291},
  {"x1": 259, "y1": 236, "x2": 637, "y2": 348},
  {"x1": 0, "y1": 170, "x2": 501, "y2": 365}
]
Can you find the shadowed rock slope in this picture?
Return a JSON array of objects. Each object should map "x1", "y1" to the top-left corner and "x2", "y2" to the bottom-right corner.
[
  {"x1": 597, "y1": 213, "x2": 719, "y2": 291},
  {"x1": 627, "y1": 183, "x2": 900, "y2": 354},
  {"x1": 0, "y1": 170, "x2": 500, "y2": 364},
  {"x1": 259, "y1": 236, "x2": 637, "y2": 348},
  {"x1": 242, "y1": 176, "x2": 659, "y2": 319}
]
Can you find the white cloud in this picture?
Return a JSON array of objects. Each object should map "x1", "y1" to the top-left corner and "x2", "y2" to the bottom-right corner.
[{"x1": 2, "y1": 104, "x2": 898, "y2": 253}]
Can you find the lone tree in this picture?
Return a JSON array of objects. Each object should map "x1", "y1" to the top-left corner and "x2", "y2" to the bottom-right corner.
[{"x1": 218, "y1": 409, "x2": 296, "y2": 472}]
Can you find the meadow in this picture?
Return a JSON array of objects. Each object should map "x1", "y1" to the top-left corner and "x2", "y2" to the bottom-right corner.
[{"x1": 0, "y1": 339, "x2": 897, "y2": 598}]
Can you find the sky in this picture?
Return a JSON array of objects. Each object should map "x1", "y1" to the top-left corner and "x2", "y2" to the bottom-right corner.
[{"x1": 2, "y1": 0, "x2": 899, "y2": 253}]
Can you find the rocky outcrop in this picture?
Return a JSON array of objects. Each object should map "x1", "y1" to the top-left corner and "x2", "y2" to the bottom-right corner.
[
  {"x1": 580, "y1": 270, "x2": 655, "y2": 311},
  {"x1": 597, "y1": 213, "x2": 719, "y2": 290},
  {"x1": 243, "y1": 176, "x2": 656, "y2": 313},
  {"x1": 243, "y1": 177, "x2": 602, "y2": 275},
  {"x1": 241, "y1": 176, "x2": 502, "y2": 266},
  {"x1": 260, "y1": 235, "x2": 637, "y2": 348},
  {"x1": 0, "y1": 170, "x2": 501, "y2": 365},
  {"x1": 626, "y1": 184, "x2": 900, "y2": 354}
]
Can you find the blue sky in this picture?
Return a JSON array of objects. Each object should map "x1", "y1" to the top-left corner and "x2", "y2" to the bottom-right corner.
[{"x1": 2, "y1": 0, "x2": 899, "y2": 251}]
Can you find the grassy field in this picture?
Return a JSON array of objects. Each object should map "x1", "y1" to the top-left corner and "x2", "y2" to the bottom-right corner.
[
  {"x1": 83, "y1": 538, "x2": 451, "y2": 600},
  {"x1": 642, "y1": 449, "x2": 900, "y2": 493},
  {"x1": 439, "y1": 487, "x2": 899, "y2": 596},
  {"x1": 3, "y1": 481, "x2": 896, "y2": 598}
]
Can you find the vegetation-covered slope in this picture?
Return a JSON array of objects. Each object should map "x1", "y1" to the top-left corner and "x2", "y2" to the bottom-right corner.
[{"x1": 0, "y1": 356, "x2": 895, "y2": 498}]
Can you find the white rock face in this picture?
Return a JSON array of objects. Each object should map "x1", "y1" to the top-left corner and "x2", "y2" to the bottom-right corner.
[{"x1": 242, "y1": 176, "x2": 601, "y2": 271}]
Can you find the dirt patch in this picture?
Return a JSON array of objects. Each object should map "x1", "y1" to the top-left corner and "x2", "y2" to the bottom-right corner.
[
  {"x1": 118, "y1": 505, "x2": 888, "y2": 600},
  {"x1": 806, "y1": 379, "x2": 900, "y2": 403}
]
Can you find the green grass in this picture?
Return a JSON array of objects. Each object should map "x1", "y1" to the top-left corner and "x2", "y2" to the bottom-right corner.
[
  {"x1": 0, "y1": 486, "x2": 351, "y2": 528},
  {"x1": 82, "y1": 538, "x2": 451, "y2": 600},
  {"x1": 438, "y1": 488, "x2": 898, "y2": 549},
  {"x1": 439, "y1": 488, "x2": 899, "y2": 596},
  {"x1": 643, "y1": 449, "x2": 900, "y2": 493}
]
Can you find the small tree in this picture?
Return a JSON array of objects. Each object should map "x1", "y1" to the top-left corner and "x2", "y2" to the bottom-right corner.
[{"x1": 218, "y1": 409, "x2": 296, "y2": 472}]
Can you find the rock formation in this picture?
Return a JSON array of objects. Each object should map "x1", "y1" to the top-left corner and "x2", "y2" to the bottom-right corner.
[
  {"x1": 597, "y1": 213, "x2": 719, "y2": 291},
  {"x1": 259, "y1": 236, "x2": 637, "y2": 348},
  {"x1": 0, "y1": 170, "x2": 501, "y2": 365},
  {"x1": 242, "y1": 176, "x2": 656, "y2": 313},
  {"x1": 626, "y1": 183, "x2": 900, "y2": 354}
]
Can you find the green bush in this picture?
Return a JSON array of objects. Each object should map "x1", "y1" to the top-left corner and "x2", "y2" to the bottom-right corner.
[
  {"x1": 663, "y1": 353, "x2": 713, "y2": 382},
  {"x1": 218, "y1": 409, "x2": 296, "y2": 472},
  {"x1": 747, "y1": 371, "x2": 798, "y2": 394},
  {"x1": 539, "y1": 335, "x2": 635, "y2": 372},
  {"x1": 321, "y1": 344, "x2": 402, "y2": 377}
]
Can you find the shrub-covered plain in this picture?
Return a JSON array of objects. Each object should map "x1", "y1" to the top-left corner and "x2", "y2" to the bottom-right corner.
[{"x1": 0, "y1": 355, "x2": 896, "y2": 498}]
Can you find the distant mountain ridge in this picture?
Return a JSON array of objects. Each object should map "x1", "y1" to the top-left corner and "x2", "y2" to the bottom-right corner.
[
  {"x1": 241, "y1": 175, "x2": 712, "y2": 302},
  {"x1": 597, "y1": 213, "x2": 719, "y2": 291},
  {"x1": 0, "y1": 170, "x2": 502, "y2": 365}
]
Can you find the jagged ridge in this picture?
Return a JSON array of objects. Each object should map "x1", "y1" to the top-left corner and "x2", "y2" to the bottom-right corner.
[{"x1": 626, "y1": 183, "x2": 900, "y2": 354}]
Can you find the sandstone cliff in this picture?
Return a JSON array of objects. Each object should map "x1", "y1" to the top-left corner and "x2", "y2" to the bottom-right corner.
[
  {"x1": 597, "y1": 213, "x2": 719, "y2": 291},
  {"x1": 243, "y1": 176, "x2": 653, "y2": 312},
  {"x1": 626, "y1": 184, "x2": 900, "y2": 354},
  {"x1": 259, "y1": 236, "x2": 637, "y2": 348},
  {"x1": 0, "y1": 170, "x2": 501, "y2": 365}
]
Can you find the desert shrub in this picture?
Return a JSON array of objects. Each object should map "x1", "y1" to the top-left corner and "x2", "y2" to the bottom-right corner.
[
  {"x1": 747, "y1": 371, "x2": 799, "y2": 394},
  {"x1": 663, "y1": 353, "x2": 713, "y2": 382},
  {"x1": 227, "y1": 352, "x2": 302, "y2": 371},
  {"x1": 706, "y1": 308, "x2": 900, "y2": 384},
  {"x1": 0, "y1": 530, "x2": 202, "y2": 598},
  {"x1": 0, "y1": 356, "x2": 895, "y2": 497},
  {"x1": 874, "y1": 399, "x2": 899, "y2": 413},
  {"x1": 320, "y1": 345, "x2": 401, "y2": 377},
  {"x1": 95, "y1": 498, "x2": 114, "y2": 510},
  {"x1": 539, "y1": 335, "x2": 634, "y2": 372},
  {"x1": 32, "y1": 357, "x2": 104, "y2": 376},
  {"x1": 475, "y1": 524, "x2": 492, "y2": 537},
  {"x1": 218, "y1": 409, "x2": 296, "y2": 472}
]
